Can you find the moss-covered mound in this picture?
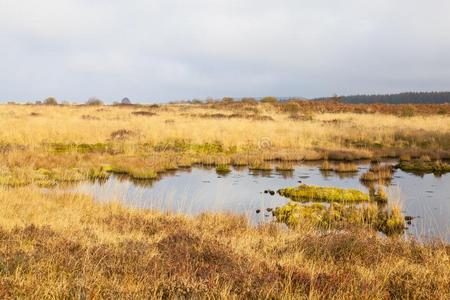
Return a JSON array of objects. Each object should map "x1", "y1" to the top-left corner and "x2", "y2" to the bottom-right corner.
[
  {"x1": 274, "y1": 202, "x2": 405, "y2": 235},
  {"x1": 360, "y1": 164, "x2": 394, "y2": 182},
  {"x1": 278, "y1": 184, "x2": 370, "y2": 203},
  {"x1": 398, "y1": 160, "x2": 450, "y2": 174}
]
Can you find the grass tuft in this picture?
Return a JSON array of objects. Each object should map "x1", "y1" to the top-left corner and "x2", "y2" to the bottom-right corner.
[
  {"x1": 320, "y1": 161, "x2": 358, "y2": 173},
  {"x1": 273, "y1": 202, "x2": 405, "y2": 235},
  {"x1": 398, "y1": 159, "x2": 450, "y2": 174},
  {"x1": 215, "y1": 164, "x2": 231, "y2": 174}
]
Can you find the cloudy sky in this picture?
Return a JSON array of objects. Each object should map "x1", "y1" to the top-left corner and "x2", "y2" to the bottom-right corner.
[{"x1": 1, "y1": 0, "x2": 450, "y2": 103}]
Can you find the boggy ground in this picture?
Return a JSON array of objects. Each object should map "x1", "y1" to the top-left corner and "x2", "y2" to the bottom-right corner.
[
  {"x1": 0, "y1": 101, "x2": 450, "y2": 298},
  {"x1": 0, "y1": 101, "x2": 449, "y2": 186},
  {"x1": 0, "y1": 187, "x2": 449, "y2": 299}
]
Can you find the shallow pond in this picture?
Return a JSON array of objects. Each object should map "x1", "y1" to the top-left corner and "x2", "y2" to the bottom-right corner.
[{"x1": 72, "y1": 161, "x2": 450, "y2": 242}]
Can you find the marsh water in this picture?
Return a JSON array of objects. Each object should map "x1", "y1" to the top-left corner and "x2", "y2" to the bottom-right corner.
[{"x1": 72, "y1": 161, "x2": 450, "y2": 242}]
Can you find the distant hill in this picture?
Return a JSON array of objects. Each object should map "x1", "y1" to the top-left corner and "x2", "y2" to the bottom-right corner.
[{"x1": 316, "y1": 92, "x2": 450, "y2": 104}]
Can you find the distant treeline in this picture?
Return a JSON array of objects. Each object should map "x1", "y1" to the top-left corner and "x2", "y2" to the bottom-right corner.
[{"x1": 320, "y1": 92, "x2": 450, "y2": 104}]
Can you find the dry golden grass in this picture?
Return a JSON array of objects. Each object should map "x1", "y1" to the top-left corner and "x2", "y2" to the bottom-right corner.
[
  {"x1": 0, "y1": 102, "x2": 445, "y2": 187},
  {"x1": 0, "y1": 102, "x2": 449, "y2": 298},
  {"x1": 0, "y1": 186, "x2": 449, "y2": 299},
  {"x1": 0, "y1": 103, "x2": 449, "y2": 158}
]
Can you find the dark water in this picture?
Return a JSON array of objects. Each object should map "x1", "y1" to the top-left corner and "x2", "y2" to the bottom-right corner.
[{"x1": 72, "y1": 162, "x2": 450, "y2": 242}]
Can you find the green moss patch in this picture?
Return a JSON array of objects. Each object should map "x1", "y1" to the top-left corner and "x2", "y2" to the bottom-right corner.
[{"x1": 278, "y1": 184, "x2": 369, "y2": 203}]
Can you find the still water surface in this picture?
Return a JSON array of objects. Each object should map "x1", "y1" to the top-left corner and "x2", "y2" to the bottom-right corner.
[{"x1": 72, "y1": 162, "x2": 450, "y2": 242}]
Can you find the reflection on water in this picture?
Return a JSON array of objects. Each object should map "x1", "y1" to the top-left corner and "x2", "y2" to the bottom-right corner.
[{"x1": 71, "y1": 161, "x2": 450, "y2": 242}]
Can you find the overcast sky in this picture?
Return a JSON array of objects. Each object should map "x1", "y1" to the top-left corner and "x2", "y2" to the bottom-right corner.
[{"x1": 1, "y1": 0, "x2": 450, "y2": 103}]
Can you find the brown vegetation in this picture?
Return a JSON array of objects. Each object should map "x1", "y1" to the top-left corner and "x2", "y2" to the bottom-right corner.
[
  {"x1": 0, "y1": 101, "x2": 449, "y2": 298},
  {"x1": 0, "y1": 187, "x2": 449, "y2": 299}
]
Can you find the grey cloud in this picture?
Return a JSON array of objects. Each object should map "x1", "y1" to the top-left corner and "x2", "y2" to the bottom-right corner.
[{"x1": 1, "y1": 0, "x2": 449, "y2": 103}]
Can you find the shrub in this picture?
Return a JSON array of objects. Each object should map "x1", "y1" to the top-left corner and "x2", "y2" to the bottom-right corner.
[
  {"x1": 260, "y1": 96, "x2": 278, "y2": 103},
  {"x1": 240, "y1": 97, "x2": 257, "y2": 104},
  {"x1": 281, "y1": 101, "x2": 301, "y2": 113},
  {"x1": 43, "y1": 97, "x2": 58, "y2": 105},
  {"x1": 121, "y1": 97, "x2": 132, "y2": 105},
  {"x1": 437, "y1": 108, "x2": 448, "y2": 115},
  {"x1": 400, "y1": 106, "x2": 416, "y2": 117},
  {"x1": 222, "y1": 97, "x2": 234, "y2": 103},
  {"x1": 86, "y1": 97, "x2": 104, "y2": 106}
]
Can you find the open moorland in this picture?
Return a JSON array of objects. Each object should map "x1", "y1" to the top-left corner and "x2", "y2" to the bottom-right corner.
[{"x1": 1, "y1": 99, "x2": 450, "y2": 298}]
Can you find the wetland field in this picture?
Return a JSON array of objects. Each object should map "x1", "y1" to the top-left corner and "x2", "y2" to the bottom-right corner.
[{"x1": 1, "y1": 100, "x2": 450, "y2": 298}]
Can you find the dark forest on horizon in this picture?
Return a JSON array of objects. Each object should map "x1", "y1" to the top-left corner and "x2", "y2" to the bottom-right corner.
[{"x1": 316, "y1": 91, "x2": 450, "y2": 104}]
